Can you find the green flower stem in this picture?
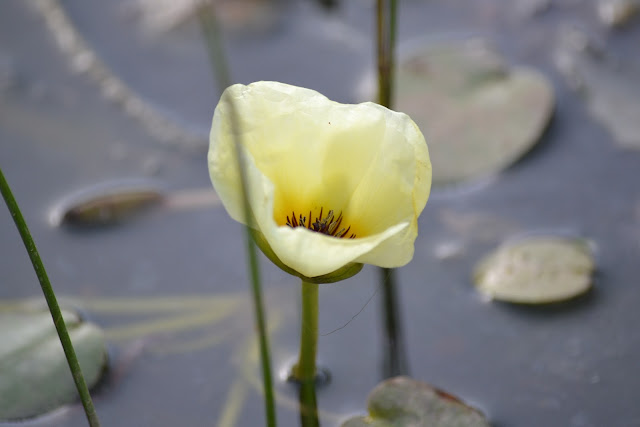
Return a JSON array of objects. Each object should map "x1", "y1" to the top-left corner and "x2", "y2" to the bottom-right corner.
[
  {"x1": 298, "y1": 379, "x2": 320, "y2": 427},
  {"x1": 380, "y1": 267, "x2": 409, "y2": 377},
  {"x1": 292, "y1": 280, "x2": 319, "y2": 382},
  {"x1": 197, "y1": 5, "x2": 277, "y2": 427},
  {"x1": 0, "y1": 168, "x2": 100, "y2": 427},
  {"x1": 376, "y1": 0, "x2": 397, "y2": 108},
  {"x1": 377, "y1": 0, "x2": 409, "y2": 378}
]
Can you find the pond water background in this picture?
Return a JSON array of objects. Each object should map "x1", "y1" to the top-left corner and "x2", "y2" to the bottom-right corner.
[{"x1": 1, "y1": 0, "x2": 640, "y2": 426}]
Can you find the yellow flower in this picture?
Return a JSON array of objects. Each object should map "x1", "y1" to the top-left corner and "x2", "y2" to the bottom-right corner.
[{"x1": 208, "y1": 81, "x2": 431, "y2": 282}]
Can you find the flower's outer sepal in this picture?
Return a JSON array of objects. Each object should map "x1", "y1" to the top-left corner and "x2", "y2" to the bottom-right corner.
[{"x1": 251, "y1": 229, "x2": 363, "y2": 284}]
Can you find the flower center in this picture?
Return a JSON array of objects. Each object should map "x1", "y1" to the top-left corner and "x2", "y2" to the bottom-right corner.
[{"x1": 286, "y1": 208, "x2": 356, "y2": 239}]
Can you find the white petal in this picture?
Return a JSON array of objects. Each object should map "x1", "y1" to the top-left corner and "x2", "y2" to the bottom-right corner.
[
  {"x1": 242, "y1": 149, "x2": 410, "y2": 277},
  {"x1": 208, "y1": 81, "x2": 431, "y2": 278}
]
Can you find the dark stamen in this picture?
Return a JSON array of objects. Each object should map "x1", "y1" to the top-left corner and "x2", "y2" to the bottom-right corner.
[{"x1": 285, "y1": 208, "x2": 356, "y2": 239}]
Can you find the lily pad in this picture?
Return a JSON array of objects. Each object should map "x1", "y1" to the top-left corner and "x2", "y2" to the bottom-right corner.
[
  {"x1": 597, "y1": 0, "x2": 639, "y2": 28},
  {"x1": 50, "y1": 182, "x2": 164, "y2": 227},
  {"x1": 0, "y1": 307, "x2": 108, "y2": 420},
  {"x1": 132, "y1": 0, "x2": 282, "y2": 34},
  {"x1": 341, "y1": 376, "x2": 490, "y2": 427},
  {"x1": 50, "y1": 182, "x2": 221, "y2": 227},
  {"x1": 473, "y1": 236, "x2": 594, "y2": 304},
  {"x1": 393, "y1": 39, "x2": 554, "y2": 186},
  {"x1": 554, "y1": 28, "x2": 640, "y2": 150}
]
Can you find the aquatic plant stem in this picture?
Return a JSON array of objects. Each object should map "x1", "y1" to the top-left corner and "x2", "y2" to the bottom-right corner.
[
  {"x1": 379, "y1": 268, "x2": 409, "y2": 377},
  {"x1": 0, "y1": 168, "x2": 101, "y2": 427},
  {"x1": 298, "y1": 380, "x2": 320, "y2": 427},
  {"x1": 292, "y1": 280, "x2": 319, "y2": 382},
  {"x1": 376, "y1": 0, "x2": 397, "y2": 108},
  {"x1": 197, "y1": 5, "x2": 277, "y2": 427},
  {"x1": 377, "y1": 0, "x2": 409, "y2": 378}
]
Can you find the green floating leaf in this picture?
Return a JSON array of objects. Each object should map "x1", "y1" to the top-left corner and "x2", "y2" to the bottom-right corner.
[
  {"x1": 555, "y1": 28, "x2": 640, "y2": 150},
  {"x1": 0, "y1": 308, "x2": 108, "y2": 420},
  {"x1": 341, "y1": 376, "x2": 490, "y2": 427},
  {"x1": 134, "y1": 0, "x2": 282, "y2": 35},
  {"x1": 394, "y1": 39, "x2": 554, "y2": 186},
  {"x1": 473, "y1": 236, "x2": 594, "y2": 304},
  {"x1": 50, "y1": 182, "x2": 164, "y2": 227},
  {"x1": 597, "y1": 0, "x2": 639, "y2": 28}
]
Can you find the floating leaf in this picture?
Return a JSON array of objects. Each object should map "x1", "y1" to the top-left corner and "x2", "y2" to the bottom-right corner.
[
  {"x1": 50, "y1": 182, "x2": 163, "y2": 227},
  {"x1": 50, "y1": 183, "x2": 221, "y2": 227},
  {"x1": 0, "y1": 308, "x2": 108, "y2": 420},
  {"x1": 393, "y1": 39, "x2": 554, "y2": 186},
  {"x1": 597, "y1": 0, "x2": 639, "y2": 28},
  {"x1": 341, "y1": 376, "x2": 490, "y2": 427},
  {"x1": 473, "y1": 236, "x2": 594, "y2": 304},
  {"x1": 132, "y1": 0, "x2": 281, "y2": 34},
  {"x1": 554, "y1": 28, "x2": 640, "y2": 150}
]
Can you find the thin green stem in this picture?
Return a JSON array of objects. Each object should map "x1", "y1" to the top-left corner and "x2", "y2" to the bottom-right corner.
[
  {"x1": 377, "y1": 0, "x2": 408, "y2": 378},
  {"x1": 197, "y1": 5, "x2": 277, "y2": 426},
  {"x1": 376, "y1": 0, "x2": 397, "y2": 108},
  {"x1": 379, "y1": 268, "x2": 409, "y2": 378},
  {"x1": 197, "y1": 2, "x2": 231, "y2": 94},
  {"x1": 292, "y1": 280, "x2": 319, "y2": 382},
  {"x1": 298, "y1": 379, "x2": 320, "y2": 427},
  {"x1": 0, "y1": 168, "x2": 100, "y2": 427}
]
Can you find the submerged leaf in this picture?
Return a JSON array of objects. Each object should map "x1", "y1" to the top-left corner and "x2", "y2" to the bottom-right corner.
[
  {"x1": 0, "y1": 308, "x2": 108, "y2": 420},
  {"x1": 393, "y1": 39, "x2": 554, "y2": 186},
  {"x1": 473, "y1": 236, "x2": 594, "y2": 304},
  {"x1": 341, "y1": 376, "x2": 490, "y2": 427}
]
